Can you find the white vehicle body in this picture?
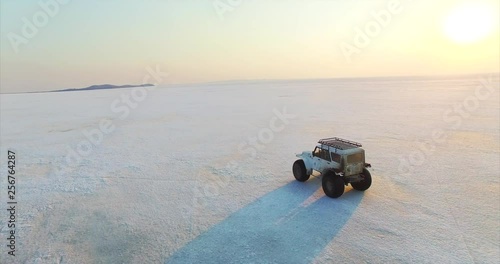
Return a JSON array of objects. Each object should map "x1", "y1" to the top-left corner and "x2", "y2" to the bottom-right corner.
[
  {"x1": 296, "y1": 138, "x2": 369, "y2": 180},
  {"x1": 292, "y1": 137, "x2": 372, "y2": 198}
]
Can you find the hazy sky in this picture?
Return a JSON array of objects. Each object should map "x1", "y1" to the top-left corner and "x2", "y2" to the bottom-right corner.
[{"x1": 1, "y1": 0, "x2": 499, "y2": 93}]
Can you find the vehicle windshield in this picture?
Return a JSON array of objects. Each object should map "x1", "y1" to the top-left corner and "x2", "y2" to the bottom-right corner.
[
  {"x1": 347, "y1": 153, "x2": 364, "y2": 164},
  {"x1": 313, "y1": 147, "x2": 321, "y2": 157}
]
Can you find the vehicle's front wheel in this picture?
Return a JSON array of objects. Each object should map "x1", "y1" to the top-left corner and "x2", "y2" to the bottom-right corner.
[
  {"x1": 322, "y1": 171, "x2": 345, "y2": 198},
  {"x1": 293, "y1": 159, "x2": 309, "y2": 182},
  {"x1": 351, "y1": 168, "x2": 372, "y2": 191}
]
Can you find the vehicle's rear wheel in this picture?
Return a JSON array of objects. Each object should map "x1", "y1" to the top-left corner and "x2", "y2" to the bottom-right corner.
[
  {"x1": 351, "y1": 168, "x2": 372, "y2": 191},
  {"x1": 293, "y1": 159, "x2": 309, "y2": 182},
  {"x1": 322, "y1": 171, "x2": 345, "y2": 198}
]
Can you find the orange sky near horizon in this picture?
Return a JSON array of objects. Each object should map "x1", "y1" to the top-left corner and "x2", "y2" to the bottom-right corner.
[{"x1": 0, "y1": 0, "x2": 499, "y2": 93}]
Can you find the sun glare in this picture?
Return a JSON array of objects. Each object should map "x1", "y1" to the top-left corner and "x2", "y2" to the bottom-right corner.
[{"x1": 443, "y1": 3, "x2": 496, "y2": 44}]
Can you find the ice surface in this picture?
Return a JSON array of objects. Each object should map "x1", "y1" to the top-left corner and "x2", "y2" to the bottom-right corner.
[{"x1": 0, "y1": 75, "x2": 499, "y2": 263}]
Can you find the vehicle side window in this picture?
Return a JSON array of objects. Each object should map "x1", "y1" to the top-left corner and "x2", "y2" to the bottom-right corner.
[
  {"x1": 314, "y1": 147, "x2": 331, "y2": 161},
  {"x1": 331, "y1": 152, "x2": 341, "y2": 163},
  {"x1": 320, "y1": 149, "x2": 331, "y2": 161}
]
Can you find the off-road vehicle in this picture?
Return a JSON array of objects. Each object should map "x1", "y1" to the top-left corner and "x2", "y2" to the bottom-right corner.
[{"x1": 293, "y1": 137, "x2": 372, "y2": 198}]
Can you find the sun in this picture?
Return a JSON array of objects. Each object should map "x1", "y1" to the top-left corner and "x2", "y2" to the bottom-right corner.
[{"x1": 443, "y1": 2, "x2": 496, "y2": 44}]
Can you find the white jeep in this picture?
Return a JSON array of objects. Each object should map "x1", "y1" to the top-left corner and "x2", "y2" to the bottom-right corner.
[{"x1": 293, "y1": 137, "x2": 372, "y2": 198}]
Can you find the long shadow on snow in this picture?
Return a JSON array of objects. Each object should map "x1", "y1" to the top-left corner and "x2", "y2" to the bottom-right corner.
[{"x1": 166, "y1": 177, "x2": 364, "y2": 264}]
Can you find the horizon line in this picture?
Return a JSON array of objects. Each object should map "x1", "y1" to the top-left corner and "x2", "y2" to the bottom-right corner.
[{"x1": 1, "y1": 72, "x2": 499, "y2": 95}]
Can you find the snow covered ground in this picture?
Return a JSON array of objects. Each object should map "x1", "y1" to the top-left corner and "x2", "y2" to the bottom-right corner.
[{"x1": 0, "y1": 75, "x2": 499, "y2": 263}]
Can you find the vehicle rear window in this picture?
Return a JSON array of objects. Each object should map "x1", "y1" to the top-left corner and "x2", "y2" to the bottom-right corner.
[{"x1": 347, "y1": 153, "x2": 363, "y2": 163}]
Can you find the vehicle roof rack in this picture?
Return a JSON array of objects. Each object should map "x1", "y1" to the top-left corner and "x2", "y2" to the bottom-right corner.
[{"x1": 318, "y1": 137, "x2": 362, "y2": 150}]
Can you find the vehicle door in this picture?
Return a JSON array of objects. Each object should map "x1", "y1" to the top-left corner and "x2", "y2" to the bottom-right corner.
[{"x1": 312, "y1": 147, "x2": 332, "y2": 173}]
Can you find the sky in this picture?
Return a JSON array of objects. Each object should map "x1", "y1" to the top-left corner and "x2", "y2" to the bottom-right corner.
[{"x1": 0, "y1": 0, "x2": 499, "y2": 93}]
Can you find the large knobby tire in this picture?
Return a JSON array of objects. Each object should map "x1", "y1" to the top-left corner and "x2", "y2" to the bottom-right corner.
[
  {"x1": 293, "y1": 159, "x2": 309, "y2": 182},
  {"x1": 322, "y1": 171, "x2": 345, "y2": 198},
  {"x1": 351, "y1": 168, "x2": 372, "y2": 191}
]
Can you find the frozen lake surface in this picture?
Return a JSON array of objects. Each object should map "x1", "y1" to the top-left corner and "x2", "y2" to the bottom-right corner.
[{"x1": 1, "y1": 75, "x2": 499, "y2": 263}]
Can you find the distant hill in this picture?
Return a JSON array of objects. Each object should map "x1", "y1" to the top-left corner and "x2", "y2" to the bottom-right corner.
[{"x1": 52, "y1": 84, "x2": 154, "y2": 92}]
